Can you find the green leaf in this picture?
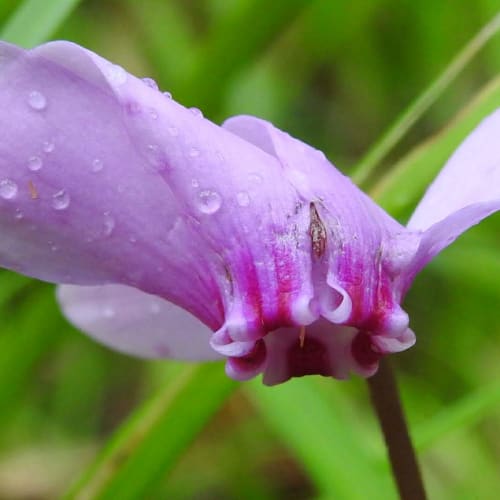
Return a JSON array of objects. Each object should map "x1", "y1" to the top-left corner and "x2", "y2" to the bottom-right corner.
[
  {"x1": 353, "y1": 11, "x2": 500, "y2": 187},
  {"x1": 0, "y1": 0, "x2": 82, "y2": 47},
  {"x1": 0, "y1": 283, "x2": 65, "y2": 420},
  {"x1": 414, "y1": 378, "x2": 500, "y2": 451},
  {"x1": 177, "y1": 0, "x2": 310, "y2": 118},
  {"x1": 66, "y1": 363, "x2": 237, "y2": 500},
  {"x1": 371, "y1": 76, "x2": 500, "y2": 219}
]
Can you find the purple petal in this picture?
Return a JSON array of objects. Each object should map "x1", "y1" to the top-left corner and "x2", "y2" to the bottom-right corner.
[
  {"x1": 57, "y1": 284, "x2": 220, "y2": 360},
  {"x1": 0, "y1": 41, "x2": 309, "y2": 331},
  {"x1": 402, "y1": 110, "x2": 500, "y2": 284},
  {"x1": 408, "y1": 109, "x2": 500, "y2": 232},
  {"x1": 223, "y1": 115, "x2": 413, "y2": 332},
  {"x1": 0, "y1": 41, "x2": 421, "y2": 383}
]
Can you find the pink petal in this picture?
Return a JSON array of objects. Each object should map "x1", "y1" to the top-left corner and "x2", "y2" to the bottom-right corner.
[
  {"x1": 0, "y1": 41, "x2": 422, "y2": 381},
  {"x1": 223, "y1": 115, "x2": 412, "y2": 332},
  {"x1": 408, "y1": 109, "x2": 500, "y2": 232},
  {"x1": 0, "y1": 41, "x2": 309, "y2": 331},
  {"x1": 57, "y1": 284, "x2": 220, "y2": 360},
  {"x1": 402, "y1": 110, "x2": 500, "y2": 285}
]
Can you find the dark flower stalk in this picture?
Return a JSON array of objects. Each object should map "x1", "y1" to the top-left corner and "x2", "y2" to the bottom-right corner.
[{"x1": 368, "y1": 359, "x2": 427, "y2": 500}]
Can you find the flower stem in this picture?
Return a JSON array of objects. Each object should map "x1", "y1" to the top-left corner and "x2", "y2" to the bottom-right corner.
[{"x1": 367, "y1": 358, "x2": 427, "y2": 500}]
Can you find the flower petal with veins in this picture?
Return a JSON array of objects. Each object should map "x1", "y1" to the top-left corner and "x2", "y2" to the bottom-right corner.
[
  {"x1": 0, "y1": 40, "x2": 498, "y2": 385},
  {"x1": 58, "y1": 284, "x2": 220, "y2": 360}
]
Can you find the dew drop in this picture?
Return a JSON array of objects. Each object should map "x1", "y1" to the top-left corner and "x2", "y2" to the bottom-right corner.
[
  {"x1": 163, "y1": 91, "x2": 172, "y2": 99},
  {"x1": 27, "y1": 156, "x2": 43, "y2": 171},
  {"x1": 191, "y1": 178, "x2": 199, "y2": 188},
  {"x1": 91, "y1": 158, "x2": 104, "y2": 172},
  {"x1": 142, "y1": 77, "x2": 158, "y2": 90},
  {"x1": 0, "y1": 179, "x2": 18, "y2": 199},
  {"x1": 145, "y1": 144, "x2": 165, "y2": 171},
  {"x1": 129, "y1": 235, "x2": 137, "y2": 244},
  {"x1": 216, "y1": 151, "x2": 225, "y2": 163},
  {"x1": 28, "y1": 90, "x2": 47, "y2": 110},
  {"x1": 189, "y1": 107, "x2": 203, "y2": 117},
  {"x1": 42, "y1": 141, "x2": 55, "y2": 153},
  {"x1": 149, "y1": 109, "x2": 158, "y2": 120},
  {"x1": 14, "y1": 208, "x2": 24, "y2": 220},
  {"x1": 106, "y1": 64, "x2": 127, "y2": 85},
  {"x1": 103, "y1": 211, "x2": 115, "y2": 236},
  {"x1": 126, "y1": 101, "x2": 141, "y2": 115},
  {"x1": 102, "y1": 306, "x2": 115, "y2": 318},
  {"x1": 188, "y1": 147, "x2": 200, "y2": 158},
  {"x1": 196, "y1": 189, "x2": 222, "y2": 214},
  {"x1": 167, "y1": 126, "x2": 179, "y2": 137},
  {"x1": 51, "y1": 190, "x2": 70, "y2": 210},
  {"x1": 236, "y1": 191, "x2": 250, "y2": 207},
  {"x1": 149, "y1": 302, "x2": 161, "y2": 314},
  {"x1": 249, "y1": 173, "x2": 263, "y2": 184}
]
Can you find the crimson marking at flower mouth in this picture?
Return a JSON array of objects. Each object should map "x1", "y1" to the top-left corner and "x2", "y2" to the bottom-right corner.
[
  {"x1": 288, "y1": 336, "x2": 330, "y2": 377},
  {"x1": 351, "y1": 330, "x2": 382, "y2": 368},
  {"x1": 229, "y1": 339, "x2": 266, "y2": 371}
]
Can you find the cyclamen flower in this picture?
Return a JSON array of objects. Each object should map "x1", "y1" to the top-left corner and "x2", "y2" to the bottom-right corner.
[{"x1": 0, "y1": 41, "x2": 498, "y2": 385}]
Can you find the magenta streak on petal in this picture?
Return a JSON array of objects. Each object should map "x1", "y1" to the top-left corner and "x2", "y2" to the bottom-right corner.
[
  {"x1": 225, "y1": 339, "x2": 267, "y2": 381},
  {"x1": 2, "y1": 40, "x2": 498, "y2": 386}
]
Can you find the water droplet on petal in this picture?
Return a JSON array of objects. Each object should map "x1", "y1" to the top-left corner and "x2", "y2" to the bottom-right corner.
[
  {"x1": 129, "y1": 235, "x2": 137, "y2": 244},
  {"x1": 191, "y1": 178, "x2": 199, "y2": 188},
  {"x1": 102, "y1": 306, "x2": 115, "y2": 318},
  {"x1": 145, "y1": 144, "x2": 166, "y2": 171},
  {"x1": 103, "y1": 211, "x2": 115, "y2": 236},
  {"x1": 52, "y1": 190, "x2": 70, "y2": 210},
  {"x1": 91, "y1": 158, "x2": 104, "y2": 172},
  {"x1": 42, "y1": 141, "x2": 55, "y2": 153},
  {"x1": 188, "y1": 147, "x2": 200, "y2": 158},
  {"x1": 14, "y1": 208, "x2": 24, "y2": 220},
  {"x1": 106, "y1": 64, "x2": 127, "y2": 85},
  {"x1": 150, "y1": 302, "x2": 161, "y2": 314},
  {"x1": 249, "y1": 173, "x2": 263, "y2": 184},
  {"x1": 236, "y1": 191, "x2": 250, "y2": 207},
  {"x1": 167, "y1": 126, "x2": 178, "y2": 137},
  {"x1": 142, "y1": 77, "x2": 158, "y2": 90},
  {"x1": 149, "y1": 109, "x2": 158, "y2": 120},
  {"x1": 196, "y1": 189, "x2": 222, "y2": 214},
  {"x1": 27, "y1": 156, "x2": 43, "y2": 171},
  {"x1": 216, "y1": 151, "x2": 225, "y2": 163},
  {"x1": 163, "y1": 91, "x2": 172, "y2": 99},
  {"x1": 28, "y1": 90, "x2": 47, "y2": 110},
  {"x1": 0, "y1": 179, "x2": 18, "y2": 199},
  {"x1": 189, "y1": 107, "x2": 203, "y2": 117}
]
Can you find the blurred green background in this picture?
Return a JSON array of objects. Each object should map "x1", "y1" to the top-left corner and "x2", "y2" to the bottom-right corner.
[{"x1": 0, "y1": 1, "x2": 499, "y2": 498}]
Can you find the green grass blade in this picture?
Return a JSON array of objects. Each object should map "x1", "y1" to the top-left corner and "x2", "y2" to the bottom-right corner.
[
  {"x1": 178, "y1": 0, "x2": 310, "y2": 117},
  {"x1": 414, "y1": 378, "x2": 500, "y2": 451},
  {"x1": 0, "y1": 269, "x2": 31, "y2": 308},
  {"x1": 371, "y1": 75, "x2": 500, "y2": 218},
  {"x1": 247, "y1": 378, "x2": 396, "y2": 499},
  {"x1": 66, "y1": 363, "x2": 237, "y2": 500},
  {"x1": 353, "y1": 10, "x2": 500, "y2": 186},
  {"x1": 0, "y1": 0, "x2": 82, "y2": 47},
  {"x1": 0, "y1": 284, "x2": 65, "y2": 420}
]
